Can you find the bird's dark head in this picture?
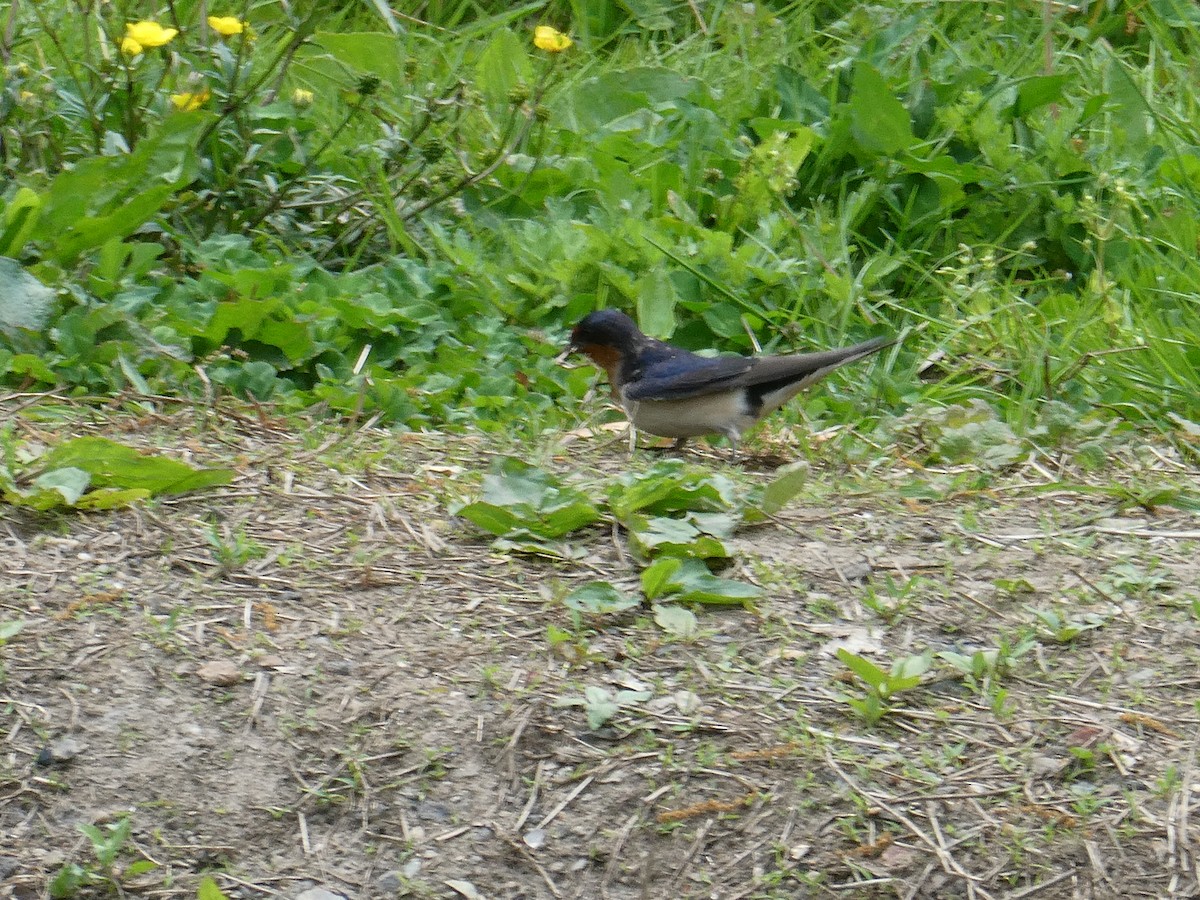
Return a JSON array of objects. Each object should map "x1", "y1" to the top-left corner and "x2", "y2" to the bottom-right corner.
[
  {"x1": 564, "y1": 309, "x2": 646, "y2": 387},
  {"x1": 568, "y1": 309, "x2": 644, "y2": 354}
]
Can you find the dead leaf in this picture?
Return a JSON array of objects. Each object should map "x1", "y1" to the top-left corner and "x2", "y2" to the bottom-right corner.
[
  {"x1": 444, "y1": 880, "x2": 482, "y2": 900},
  {"x1": 807, "y1": 623, "x2": 884, "y2": 657},
  {"x1": 878, "y1": 842, "x2": 919, "y2": 870}
]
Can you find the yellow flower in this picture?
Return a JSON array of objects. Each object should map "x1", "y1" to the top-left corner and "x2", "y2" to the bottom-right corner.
[
  {"x1": 170, "y1": 89, "x2": 210, "y2": 111},
  {"x1": 533, "y1": 26, "x2": 572, "y2": 52},
  {"x1": 291, "y1": 88, "x2": 314, "y2": 107},
  {"x1": 125, "y1": 21, "x2": 179, "y2": 50},
  {"x1": 208, "y1": 15, "x2": 246, "y2": 37}
]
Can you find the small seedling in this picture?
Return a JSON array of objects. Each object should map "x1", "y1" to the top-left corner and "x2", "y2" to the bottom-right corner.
[
  {"x1": 49, "y1": 815, "x2": 157, "y2": 898},
  {"x1": 556, "y1": 686, "x2": 652, "y2": 730},
  {"x1": 836, "y1": 649, "x2": 932, "y2": 725},
  {"x1": 861, "y1": 574, "x2": 927, "y2": 623},
  {"x1": 205, "y1": 522, "x2": 267, "y2": 573},
  {"x1": 1029, "y1": 607, "x2": 1106, "y2": 643}
]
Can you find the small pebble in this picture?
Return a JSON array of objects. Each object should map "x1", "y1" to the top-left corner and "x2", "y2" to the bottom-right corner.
[
  {"x1": 197, "y1": 659, "x2": 241, "y2": 686},
  {"x1": 523, "y1": 828, "x2": 546, "y2": 849},
  {"x1": 414, "y1": 801, "x2": 451, "y2": 823},
  {"x1": 375, "y1": 872, "x2": 402, "y2": 893}
]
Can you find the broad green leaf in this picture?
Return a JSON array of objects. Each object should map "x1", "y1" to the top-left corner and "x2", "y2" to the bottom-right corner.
[
  {"x1": 886, "y1": 651, "x2": 932, "y2": 693},
  {"x1": 636, "y1": 269, "x2": 678, "y2": 339},
  {"x1": 836, "y1": 649, "x2": 889, "y2": 691},
  {"x1": 1103, "y1": 59, "x2": 1149, "y2": 152},
  {"x1": 665, "y1": 558, "x2": 761, "y2": 605},
  {"x1": 73, "y1": 488, "x2": 153, "y2": 510},
  {"x1": 850, "y1": 63, "x2": 913, "y2": 155},
  {"x1": 1015, "y1": 74, "x2": 1068, "y2": 117},
  {"x1": 0, "y1": 352, "x2": 57, "y2": 383},
  {"x1": 563, "y1": 582, "x2": 640, "y2": 615},
  {"x1": 0, "y1": 188, "x2": 42, "y2": 258},
  {"x1": 756, "y1": 463, "x2": 808, "y2": 517},
  {"x1": 938, "y1": 651, "x2": 975, "y2": 675},
  {"x1": 0, "y1": 257, "x2": 55, "y2": 332},
  {"x1": 653, "y1": 604, "x2": 698, "y2": 638},
  {"x1": 0, "y1": 620, "x2": 24, "y2": 641},
  {"x1": 204, "y1": 299, "x2": 315, "y2": 363},
  {"x1": 475, "y1": 28, "x2": 532, "y2": 105},
  {"x1": 457, "y1": 501, "x2": 523, "y2": 536},
  {"x1": 463, "y1": 458, "x2": 600, "y2": 539},
  {"x1": 30, "y1": 116, "x2": 202, "y2": 264},
  {"x1": 33, "y1": 467, "x2": 90, "y2": 506},
  {"x1": 311, "y1": 32, "x2": 406, "y2": 87},
  {"x1": 480, "y1": 457, "x2": 555, "y2": 507},
  {"x1": 40, "y1": 438, "x2": 233, "y2": 495},
  {"x1": 685, "y1": 511, "x2": 738, "y2": 539},
  {"x1": 891, "y1": 651, "x2": 932, "y2": 681},
  {"x1": 627, "y1": 515, "x2": 729, "y2": 560},
  {"x1": 125, "y1": 859, "x2": 158, "y2": 876},
  {"x1": 609, "y1": 460, "x2": 739, "y2": 521},
  {"x1": 197, "y1": 876, "x2": 231, "y2": 900},
  {"x1": 539, "y1": 501, "x2": 604, "y2": 537},
  {"x1": 641, "y1": 557, "x2": 683, "y2": 600}
]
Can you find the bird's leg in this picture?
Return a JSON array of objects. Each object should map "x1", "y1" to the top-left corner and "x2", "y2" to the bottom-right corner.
[
  {"x1": 628, "y1": 423, "x2": 639, "y2": 456},
  {"x1": 671, "y1": 437, "x2": 688, "y2": 452},
  {"x1": 724, "y1": 428, "x2": 742, "y2": 464}
]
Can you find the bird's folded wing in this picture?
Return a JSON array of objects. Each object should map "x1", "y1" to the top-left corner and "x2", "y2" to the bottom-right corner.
[
  {"x1": 625, "y1": 337, "x2": 893, "y2": 402},
  {"x1": 624, "y1": 354, "x2": 754, "y2": 401}
]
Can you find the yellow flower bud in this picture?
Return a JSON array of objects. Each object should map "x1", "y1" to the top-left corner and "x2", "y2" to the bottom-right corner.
[
  {"x1": 170, "y1": 89, "x2": 211, "y2": 111},
  {"x1": 125, "y1": 21, "x2": 179, "y2": 49},
  {"x1": 533, "y1": 26, "x2": 573, "y2": 52},
  {"x1": 208, "y1": 15, "x2": 246, "y2": 37},
  {"x1": 291, "y1": 88, "x2": 315, "y2": 107},
  {"x1": 121, "y1": 36, "x2": 144, "y2": 56}
]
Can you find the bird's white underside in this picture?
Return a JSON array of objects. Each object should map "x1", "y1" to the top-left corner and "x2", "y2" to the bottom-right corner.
[{"x1": 619, "y1": 367, "x2": 840, "y2": 441}]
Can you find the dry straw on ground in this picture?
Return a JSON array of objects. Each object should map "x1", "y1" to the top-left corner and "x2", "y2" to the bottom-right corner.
[{"x1": 2, "y1": 394, "x2": 1199, "y2": 898}]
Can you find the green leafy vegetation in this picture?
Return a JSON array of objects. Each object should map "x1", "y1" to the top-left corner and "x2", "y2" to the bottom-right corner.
[
  {"x1": 1, "y1": 433, "x2": 232, "y2": 510},
  {"x1": 49, "y1": 815, "x2": 156, "y2": 898},
  {"x1": 836, "y1": 648, "x2": 932, "y2": 725},
  {"x1": 457, "y1": 457, "x2": 764, "y2": 617},
  {"x1": 1, "y1": 1, "x2": 1197, "y2": 453}
]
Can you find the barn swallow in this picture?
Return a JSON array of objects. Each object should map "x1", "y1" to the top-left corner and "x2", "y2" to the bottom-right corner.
[{"x1": 566, "y1": 309, "x2": 895, "y2": 454}]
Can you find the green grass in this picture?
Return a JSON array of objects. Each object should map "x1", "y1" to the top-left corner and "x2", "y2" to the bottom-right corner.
[{"x1": 2, "y1": 0, "x2": 1199, "y2": 454}]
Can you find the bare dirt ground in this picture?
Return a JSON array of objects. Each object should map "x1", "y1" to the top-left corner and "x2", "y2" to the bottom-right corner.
[{"x1": 3, "y1": 400, "x2": 1200, "y2": 899}]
